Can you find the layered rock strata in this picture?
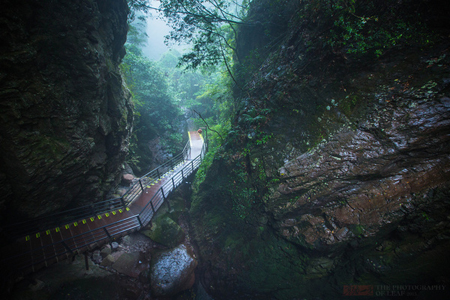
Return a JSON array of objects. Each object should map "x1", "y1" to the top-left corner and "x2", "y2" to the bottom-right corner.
[{"x1": 190, "y1": 1, "x2": 450, "y2": 299}]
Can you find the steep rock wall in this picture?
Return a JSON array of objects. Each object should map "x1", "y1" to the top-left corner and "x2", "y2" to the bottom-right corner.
[
  {"x1": 0, "y1": 0, "x2": 132, "y2": 220},
  {"x1": 190, "y1": 1, "x2": 450, "y2": 299}
]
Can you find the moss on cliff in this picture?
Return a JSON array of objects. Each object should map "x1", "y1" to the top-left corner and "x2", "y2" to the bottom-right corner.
[{"x1": 190, "y1": 0, "x2": 450, "y2": 299}]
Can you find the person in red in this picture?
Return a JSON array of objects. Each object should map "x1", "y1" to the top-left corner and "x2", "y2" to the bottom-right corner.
[{"x1": 197, "y1": 128, "x2": 202, "y2": 134}]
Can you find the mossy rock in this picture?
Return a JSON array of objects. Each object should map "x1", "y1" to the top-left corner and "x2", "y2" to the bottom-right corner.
[{"x1": 141, "y1": 215, "x2": 185, "y2": 248}]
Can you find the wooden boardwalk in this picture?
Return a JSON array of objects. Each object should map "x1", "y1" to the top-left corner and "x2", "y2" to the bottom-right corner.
[{"x1": 0, "y1": 131, "x2": 205, "y2": 284}]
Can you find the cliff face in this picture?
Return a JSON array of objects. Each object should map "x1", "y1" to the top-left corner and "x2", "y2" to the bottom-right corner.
[
  {"x1": 0, "y1": 0, "x2": 132, "y2": 219},
  {"x1": 190, "y1": 1, "x2": 450, "y2": 299}
]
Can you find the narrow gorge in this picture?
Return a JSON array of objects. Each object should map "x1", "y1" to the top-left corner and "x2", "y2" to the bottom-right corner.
[{"x1": 1, "y1": 1, "x2": 450, "y2": 300}]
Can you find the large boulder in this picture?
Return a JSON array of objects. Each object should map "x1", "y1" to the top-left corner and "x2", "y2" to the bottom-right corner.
[{"x1": 150, "y1": 244, "x2": 197, "y2": 297}]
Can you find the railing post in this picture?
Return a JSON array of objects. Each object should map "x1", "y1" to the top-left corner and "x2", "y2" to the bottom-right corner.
[
  {"x1": 5, "y1": 133, "x2": 205, "y2": 256},
  {"x1": 150, "y1": 201, "x2": 155, "y2": 214},
  {"x1": 103, "y1": 227, "x2": 113, "y2": 245},
  {"x1": 137, "y1": 215, "x2": 144, "y2": 227},
  {"x1": 62, "y1": 241, "x2": 74, "y2": 255},
  {"x1": 161, "y1": 188, "x2": 171, "y2": 211}
]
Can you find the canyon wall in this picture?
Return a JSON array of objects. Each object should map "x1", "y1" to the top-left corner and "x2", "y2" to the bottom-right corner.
[
  {"x1": 190, "y1": 1, "x2": 450, "y2": 299},
  {"x1": 0, "y1": 0, "x2": 133, "y2": 220}
]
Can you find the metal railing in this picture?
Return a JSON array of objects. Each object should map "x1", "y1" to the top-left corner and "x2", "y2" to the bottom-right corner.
[
  {"x1": 9, "y1": 215, "x2": 142, "y2": 272},
  {"x1": 121, "y1": 141, "x2": 191, "y2": 207},
  {"x1": 2, "y1": 197, "x2": 126, "y2": 241},
  {"x1": 139, "y1": 141, "x2": 206, "y2": 225},
  {"x1": 1, "y1": 131, "x2": 207, "y2": 277},
  {"x1": 3, "y1": 140, "x2": 192, "y2": 240}
]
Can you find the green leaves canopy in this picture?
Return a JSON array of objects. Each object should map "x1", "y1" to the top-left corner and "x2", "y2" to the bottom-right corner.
[
  {"x1": 137, "y1": 0, "x2": 250, "y2": 69},
  {"x1": 121, "y1": 27, "x2": 183, "y2": 173}
]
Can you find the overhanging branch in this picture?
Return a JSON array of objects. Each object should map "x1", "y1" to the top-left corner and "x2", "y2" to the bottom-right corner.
[{"x1": 192, "y1": 109, "x2": 224, "y2": 143}]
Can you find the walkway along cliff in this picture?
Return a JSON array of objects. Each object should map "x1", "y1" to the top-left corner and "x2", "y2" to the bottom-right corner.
[{"x1": 0, "y1": 131, "x2": 206, "y2": 287}]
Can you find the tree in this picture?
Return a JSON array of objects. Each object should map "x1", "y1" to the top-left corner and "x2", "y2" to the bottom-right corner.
[
  {"x1": 121, "y1": 22, "x2": 183, "y2": 174},
  {"x1": 128, "y1": 1, "x2": 250, "y2": 71},
  {"x1": 127, "y1": 0, "x2": 153, "y2": 21},
  {"x1": 161, "y1": 1, "x2": 248, "y2": 68}
]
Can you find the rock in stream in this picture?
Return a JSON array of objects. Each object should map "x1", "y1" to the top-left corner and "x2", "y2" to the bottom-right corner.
[{"x1": 150, "y1": 244, "x2": 198, "y2": 297}]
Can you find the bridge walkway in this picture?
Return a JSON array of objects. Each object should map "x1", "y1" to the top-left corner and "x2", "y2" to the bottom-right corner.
[{"x1": 0, "y1": 131, "x2": 205, "y2": 284}]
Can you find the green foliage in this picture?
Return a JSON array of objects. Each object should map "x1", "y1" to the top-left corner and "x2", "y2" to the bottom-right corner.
[
  {"x1": 121, "y1": 23, "x2": 183, "y2": 173},
  {"x1": 255, "y1": 132, "x2": 273, "y2": 146},
  {"x1": 127, "y1": 0, "x2": 152, "y2": 22},
  {"x1": 157, "y1": 48, "x2": 237, "y2": 141},
  {"x1": 194, "y1": 68, "x2": 237, "y2": 121},
  {"x1": 235, "y1": 0, "x2": 436, "y2": 91},
  {"x1": 158, "y1": 49, "x2": 180, "y2": 69},
  {"x1": 122, "y1": 44, "x2": 181, "y2": 134},
  {"x1": 229, "y1": 160, "x2": 257, "y2": 219},
  {"x1": 157, "y1": 0, "x2": 249, "y2": 70},
  {"x1": 126, "y1": 22, "x2": 148, "y2": 47},
  {"x1": 302, "y1": 0, "x2": 435, "y2": 57},
  {"x1": 189, "y1": 67, "x2": 236, "y2": 193},
  {"x1": 328, "y1": 13, "x2": 430, "y2": 57},
  {"x1": 193, "y1": 122, "x2": 231, "y2": 189}
]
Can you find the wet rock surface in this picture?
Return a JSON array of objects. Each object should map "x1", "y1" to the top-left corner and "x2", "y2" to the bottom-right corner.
[
  {"x1": 111, "y1": 252, "x2": 147, "y2": 278},
  {"x1": 9, "y1": 233, "x2": 154, "y2": 300},
  {"x1": 150, "y1": 244, "x2": 198, "y2": 297},
  {"x1": 122, "y1": 173, "x2": 135, "y2": 186},
  {"x1": 274, "y1": 92, "x2": 450, "y2": 247},
  {"x1": 189, "y1": 2, "x2": 450, "y2": 299},
  {"x1": 0, "y1": 0, "x2": 132, "y2": 220}
]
